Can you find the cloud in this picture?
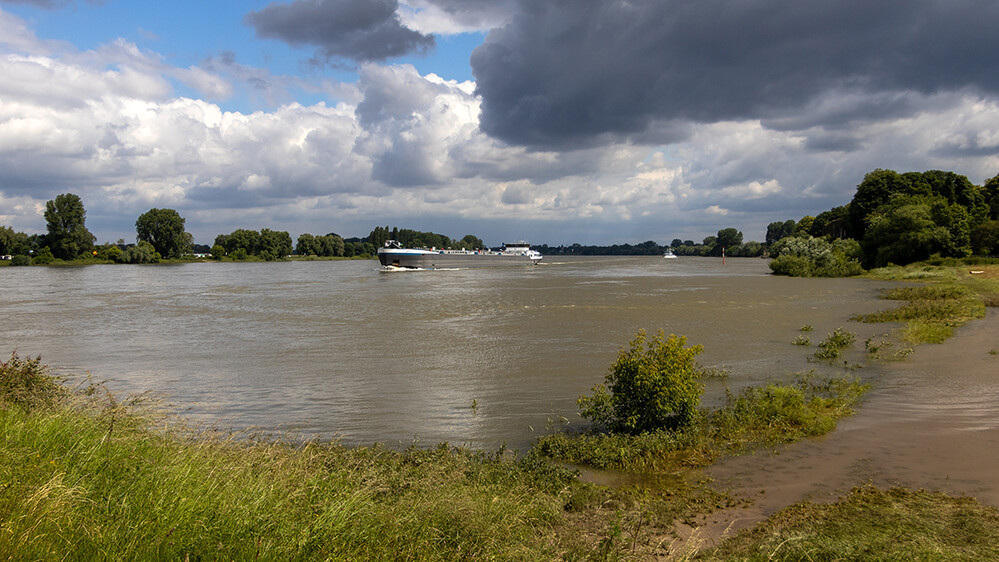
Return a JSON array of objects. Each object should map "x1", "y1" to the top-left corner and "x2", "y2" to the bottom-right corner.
[
  {"x1": 244, "y1": 0, "x2": 435, "y2": 63},
  {"x1": 398, "y1": 0, "x2": 515, "y2": 35},
  {"x1": 471, "y1": 0, "x2": 999, "y2": 149},
  {"x1": 3, "y1": 5, "x2": 999, "y2": 246}
]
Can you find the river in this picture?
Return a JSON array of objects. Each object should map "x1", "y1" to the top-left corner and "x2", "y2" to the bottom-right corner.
[{"x1": 2, "y1": 256, "x2": 894, "y2": 451}]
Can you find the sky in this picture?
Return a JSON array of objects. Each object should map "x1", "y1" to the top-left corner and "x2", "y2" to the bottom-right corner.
[{"x1": 2, "y1": 0, "x2": 999, "y2": 247}]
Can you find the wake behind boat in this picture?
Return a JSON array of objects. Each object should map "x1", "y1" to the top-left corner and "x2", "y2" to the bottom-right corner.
[{"x1": 378, "y1": 240, "x2": 543, "y2": 269}]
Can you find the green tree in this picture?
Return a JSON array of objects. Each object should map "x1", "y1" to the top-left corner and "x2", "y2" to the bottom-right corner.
[
  {"x1": 368, "y1": 226, "x2": 392, "y2": 249},
  {"x1": 318, "y1": 234, "x2": 345, "y2": 257},
  {"x1": 578, "y1": 330, "x2": 704, "y2": 434},
  {"x1": 0, "y1": 226, "x2": 18, "y2": 255},
  {"x1": 135, "y1": 208, "x2": 192, "y2": 259},
  {"x1": 765, "y1": 220, "x2": 796, "y2": 246},
  {"x1": 982, "y1": 173, "x2": 999, "y2": 220},
  {"x1": 795, "y1": 216, "x2": 815, "y2": 237},
  {"x1": 32, "y1": 247, "x2": 54, "y2": 265},
  {"x1": 863, "y1": 203, "x2": 952, "y2": 267},
  {"x1": 259, "y1": 229, "x2": 292, "y2": 260},
  {"x1": 120, "y1": 241, "x2": 159, "y2": 264},
  {"x1": 971, "y1": 220, "x2": 999, "y2": 256},
  {"x1": 210, "y1": 244, "x2": 225, "y2": 260},
  {"x1": 217, "y1": 229, "x2": 260, "y2": 255},
  {"x1": 456, "y1": 234, "x2": 485, "y2": 250},
  {"x1": 809, "y1": 206, "x2": 850, "y2": 239},
  {"x1": 716, "y1": 228, "x2": 743, "y2": 249},
  {"x1": 296, "y1": 233, "x2": 319, "y2": 256},
  {"x1": 44, "y1": 193, "x2": 95, "y2": 260}
]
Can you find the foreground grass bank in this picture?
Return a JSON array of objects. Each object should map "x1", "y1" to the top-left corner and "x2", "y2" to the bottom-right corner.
[{"x1": 1, "y1": 352, "x2": 883, "y2": 559}]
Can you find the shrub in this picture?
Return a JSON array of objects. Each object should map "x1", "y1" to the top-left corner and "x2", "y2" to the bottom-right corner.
[
  {"x1": 769, "y1": 236, "x2": 864, "y2": 277},
  {"x1": 10, "y1": 255, "x2": 31, "y2": 266},
  {"x1": 119, "y1": 241, "x2": 160, "y2": 264},
  {"x1": 32, "y1": 247, "x2": 54, "y2": 265},
  {"x1": 0, "y1": 352, "x2": 66, "y2": 409},
  {"x1": 578, "y1": 330, "x2": 704, "y2": 434}
]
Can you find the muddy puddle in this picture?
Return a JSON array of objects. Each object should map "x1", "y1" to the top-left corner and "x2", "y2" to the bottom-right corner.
[{"x1": 690, "y1": 308, "x2": 999, "y2": 543}]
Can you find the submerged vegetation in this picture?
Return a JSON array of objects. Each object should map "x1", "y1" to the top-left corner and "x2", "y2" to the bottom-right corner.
[
  {"x1": 860, "y1": 263, "x2": 998, "y2": 343},
  {"x1": 703, "y1": 486, "x2": 999, "y2": 561}
]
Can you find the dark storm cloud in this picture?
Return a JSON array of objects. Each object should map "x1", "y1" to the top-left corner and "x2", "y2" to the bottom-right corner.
[
  {"x1": 471, "y1": 0, "x2": 999, "y2": 148},
  {"x1": 245, "y1": 0, "x2": 434, "y2": 63}
]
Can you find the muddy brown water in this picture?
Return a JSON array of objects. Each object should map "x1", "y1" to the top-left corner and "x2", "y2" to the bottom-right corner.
[
  {"x1": 5, "y1": 256, "x2": 998, "y2": 533},
  {"x1": 2, "y1": 256, "x2": 893, "y2": 451},
  {"x1": 693, "y1": 308, "x2": 999, "y2": 542}
]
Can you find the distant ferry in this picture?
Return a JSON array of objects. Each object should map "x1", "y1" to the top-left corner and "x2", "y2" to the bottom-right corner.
[
  {"x1": 377, "y1": 240, "x2": 542, "y2": 269},
  {"x1": 663, "y1": 248, "x2": 678, "y2": 259}
]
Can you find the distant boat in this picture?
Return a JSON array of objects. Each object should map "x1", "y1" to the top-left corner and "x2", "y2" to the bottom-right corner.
[
  {"x1": 377, "y1": 240, "x2": 542, "y2": 269},
  {"x1": 663, "y1": 248, "x2": 678, "y2": 259}
]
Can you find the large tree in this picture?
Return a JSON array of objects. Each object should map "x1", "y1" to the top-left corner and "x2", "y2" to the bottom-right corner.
[
  {"x1": 135, "y1": 208, "x2": 192, "y2": 259},
  {"x1": 44, "y1": 193, "x2": 95, "y2": 260}
]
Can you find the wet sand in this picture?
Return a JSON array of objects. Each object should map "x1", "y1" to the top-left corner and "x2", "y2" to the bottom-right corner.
[{"x1": 693, "y1": 308, "x2": 999, "y2": 542}]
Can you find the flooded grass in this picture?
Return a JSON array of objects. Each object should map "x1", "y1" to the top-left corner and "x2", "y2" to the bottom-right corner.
[
  {"x1": 533, "y1": 372, "x2": 869, "y2": 475},
  {"x1": 702, "y1": 486, "x2": 999, "y2": 561},
  {"x1": 859, "y1": 264, "x2": 998, "y2": 344}
]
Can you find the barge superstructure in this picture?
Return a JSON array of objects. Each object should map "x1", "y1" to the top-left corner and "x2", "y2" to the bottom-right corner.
[{"x1": 377, "y1": 240, "x2": 542, "y2": 269}]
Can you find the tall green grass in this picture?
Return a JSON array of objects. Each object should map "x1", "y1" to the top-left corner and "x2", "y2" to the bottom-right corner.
[{"x1": 1, "y1": 354, "x2": 586, "y2": 560}]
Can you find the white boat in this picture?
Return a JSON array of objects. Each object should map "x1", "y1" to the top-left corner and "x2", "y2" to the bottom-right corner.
[
  {"x1": 378, "y1": 240, "x2": 542, "y2": 269},
  {"x1": 663, "y1": 248, "x2": 678, "y2": 259}
]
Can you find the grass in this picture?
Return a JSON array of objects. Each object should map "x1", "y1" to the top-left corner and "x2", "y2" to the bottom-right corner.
[
  {"x1": 533, "y1": 372, "x2": 869, "y2": 474},
  {"x1": 701, "y1": 486, "x2": 999, "y2": 561},
  {"x1": 854, "y1": 277, "x2": 990, "y2": 343}
]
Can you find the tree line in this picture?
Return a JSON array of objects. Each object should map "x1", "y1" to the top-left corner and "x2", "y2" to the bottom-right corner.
[{"x1": 766, "y1": 169, "x2": 999, "y2": 277}]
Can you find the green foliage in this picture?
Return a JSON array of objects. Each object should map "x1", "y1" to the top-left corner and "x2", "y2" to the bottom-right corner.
[
  {"x1": 456, "y1": 234, "x2": 485, "y2": 250},
  {"x1": 296, "y1": 233, "x2": 346, "y2": 257},
  {"x1": 10, "y1": 254, "x2": 31, "y2": 266},
  {"x1": 971, "y1": 220, "x2": 999, "y2": 255},
  {"x1": 765, "y1": 220, "x2": 796, "y2": 246},
  {"x1": 543, "y1": 373, "x2": 868, "y2": 473},
  {"x1": 210, "y1": 244, "x2": 225, "y2": 259},
  {"x1": 769, "y1": 236, "x2": 864, "y2": 277},
  {"x1": 578, "y1": 330, "x2": 704, "y2": 434},
  {"x1": 135, "y1": 208, "x2": 192, "y2": 258},
  {"x1": 841, "y1": 169, "x2": 988, "y2": 267},
  {"x1": 119, "y1": 240, "x2": 160, "y2": 264},
  {"x1": 94, "y1": 243, "x2": 123, "y2": 262},
  {"x1": 814, "y1": 327, "x2": 856, "y2": 360},
  {"x1": 43, "y1": 193, "x2": 95, "y2": 260},
  {"x1": 215, "y1": 228, "x2": 292, "y2": 259},
  {"x1": 32, "y1": 247, "x2": 54, "y2": 264}
]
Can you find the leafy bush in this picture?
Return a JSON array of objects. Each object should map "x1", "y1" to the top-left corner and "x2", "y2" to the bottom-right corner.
[
  {"x1": 10, "y1": 255, "x2": 31, "y2": 266},
  {"x1": 119, "y1": 241, "x2": 160, "y2": 264},
  {"x1": 769, "y1": 236, "x2": 864, "y2": 277},
  {"x1": 31, "y1": 247, "x2": 54, "y2": 265},
  {"x1": 578, "y1": 330, "x2": 704, "y2": 434}
]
